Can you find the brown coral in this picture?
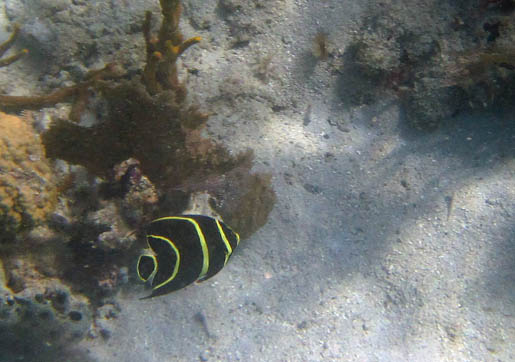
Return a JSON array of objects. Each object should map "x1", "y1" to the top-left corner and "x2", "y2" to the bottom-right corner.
[
  {"x1": 142, "y1": 0, "x2": 201, "y2": 96},
  {"x1": 0, "y1": 63, "x2": 125, "y2": 121},
  {"x1": 0, "y1": 23, "x2": 28, "y2": 68},
  {"x1": 0, "y1": 2, "x2": 275, "y2": 357},
  {"x1": 213, "y1": 172, "x2": 276, "y2": 240},
  {"x1": 41, "y1": 81, "x2": 247, "y2": 191},
  {"x1": 0, "y1": 23, "x2": 125, "y2": 120},
  {"x1": 1, "y1": 3, "x2": 274, "y2": 314}
]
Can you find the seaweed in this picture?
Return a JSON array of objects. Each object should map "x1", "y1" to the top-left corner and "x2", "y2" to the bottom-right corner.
[
  {"x1": 312, "y1": 31, "x2": 330, "y2": 61},
  {"x1": 41, "y1": 81, "x2": 247, "y2": 190}
]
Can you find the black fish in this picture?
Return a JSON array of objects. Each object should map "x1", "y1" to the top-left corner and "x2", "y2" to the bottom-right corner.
[{"x1": 137, "y1": 215, "x2": 240, "y2": 298}]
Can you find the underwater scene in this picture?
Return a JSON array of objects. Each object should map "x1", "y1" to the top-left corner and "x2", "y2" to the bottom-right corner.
[{"x1": 0, "y1": 0, "x2": 513, "y2": 361}]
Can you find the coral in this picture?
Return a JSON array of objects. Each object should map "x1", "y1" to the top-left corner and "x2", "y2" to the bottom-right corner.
[
  {"x1": 213, "y1": 172, "x2": 276, "y2": 240},
  {"x1": 0, "y1": 23, "x2": 28, "y2": 67},
  {"x1": 0, "y1": 22, "x2": 125, "y2": 118},
  {"x1": 142, "y1": 0, "x2": 201, "y2": 95},
  {"x1": 337, "y1": 2, "x2": 515, "y2": 130},
  {"x1": 0, "y1": 4, "x2": 275, "y2": 239},
  {"x1": 0, "y1": 0, "x2": 275, "y2": 326},
  {"x1": 40, "y1": 0, "x2": 276, "y2": 241},
  {"x1": 337, "y1": 42, "x2": 389, "y2": 108},
  {"x1": 0, "y1": 1, "x2": 275, "y2": 357},
  {"x1": 0, "y1": 21, "x2": 130, "y2": 126},
  {"x1": 35, "y1": 1, "x2": 242, "y2": 192},
  {"x1": 49, "y1": 164, "x2": 142, "y2": 301},
  {"x1": 177, "y1": 151, "x2": 277, "y2": 239},
  {"x1": 403, "y1": 45, "x2": 515, "y2": 129},
  {"x1": 352, "y1": 32, "x2": 401, "y2": 78},
  {"x1": 0, "y1": 63, "x2": 125, "y2": 121},
  {"x1": 444, "y1": 48, "x2": 515, "y2": 87},
  {"x1": 0, "y1": 112, "x2": 57, "y2": 243},
  {"x1": 41, "y1": 80, "x2": 249, "y2": 191},
  {"x1": 401, "y1": 78, "x2": 468, "y2": 130},
  {"x1": 109, "y1": 158, "x2": 159, "y2": 225}
]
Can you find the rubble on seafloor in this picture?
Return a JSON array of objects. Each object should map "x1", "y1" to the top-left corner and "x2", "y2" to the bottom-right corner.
[
  {"x1": 0, "y1": 258, "x2": 92, "y2": 344},
  {"x1": 0, "y1": 0, "x2": 276, "y2": 354},
  {"x1": 336, "y1": 1, "x2": 515, "y2": 130}
]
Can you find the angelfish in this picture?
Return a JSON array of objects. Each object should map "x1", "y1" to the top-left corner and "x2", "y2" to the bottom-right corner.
[{"x1": 137, "y1": 215, "x2": 240, "y2": 298}]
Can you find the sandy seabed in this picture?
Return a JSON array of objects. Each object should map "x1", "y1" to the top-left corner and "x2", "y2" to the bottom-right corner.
[{"x1": 0, "y1": 0, "x2": 513, "y2": 361}]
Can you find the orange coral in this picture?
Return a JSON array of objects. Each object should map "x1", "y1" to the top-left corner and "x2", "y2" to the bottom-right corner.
[{"x1": 0, "y1": 112, "x2": 57, "y2": 242}]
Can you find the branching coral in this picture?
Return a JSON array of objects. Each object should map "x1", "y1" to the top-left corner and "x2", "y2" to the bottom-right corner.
[
  {"x1": 0, "y1": 1, "x2": 273, "y2": 354},
  {"x1": 0, "y1": 63, "x2": 124, "y2": 121},
  {"x1": 0, "y1": 24, "x2": 28, "y2": 67},
  {"x1": 142, "y1": 0, "x2": 201, "y2": 96},
  {"x1": 0, "y1": 19, "x2": 128, "y2": 122},
  {"x1": 0, "y1": 23, "x2": 125, "y2": 121}
]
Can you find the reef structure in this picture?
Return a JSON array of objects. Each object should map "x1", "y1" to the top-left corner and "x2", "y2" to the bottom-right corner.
[
  {"x1": 0, "y1": 2, "x2": 275, "y2": 347},
  {"x1": 39, "y1": 0, "x2": 276, "y2": 238}
]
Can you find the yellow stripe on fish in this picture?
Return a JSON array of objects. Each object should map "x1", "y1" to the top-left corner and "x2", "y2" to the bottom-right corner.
[{"x1": 137, "y1": 214, "x2": 240, "y2": 298}]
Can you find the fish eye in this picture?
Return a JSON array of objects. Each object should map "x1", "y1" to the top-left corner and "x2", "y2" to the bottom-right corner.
[{"x1": 137, "y1": 254, "x2": 157, "y2": 282}]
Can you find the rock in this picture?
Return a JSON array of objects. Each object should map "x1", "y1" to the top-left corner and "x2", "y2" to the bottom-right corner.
[
  {"x1": 0, "y1": 260, "x2": 92, "y2": 353},
  {"x1": 90, "y1": 302, "x2": 120, "y2": 340},
  {"x1": 402, "y1": 77, "x2": 468, "y2": 130}
]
